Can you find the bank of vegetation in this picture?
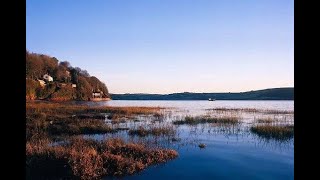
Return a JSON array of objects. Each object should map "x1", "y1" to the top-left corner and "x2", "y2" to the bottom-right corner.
[
  {"x1": 26, "y1": 51, "x2": 110, "y2": 101},
  {"x1": 26, "y1": 102, "x2": 178, "y2": 179}
]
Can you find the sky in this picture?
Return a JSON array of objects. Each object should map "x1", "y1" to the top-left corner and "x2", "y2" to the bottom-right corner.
[{"x1": 26, "y1": 0, "x2": 294, "y2": 94}]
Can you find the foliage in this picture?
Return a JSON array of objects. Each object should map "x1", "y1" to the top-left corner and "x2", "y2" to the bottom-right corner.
[
  {"x1": 26, "y1": 137, "x2": 178, "y2": 179},
  {"x1": 26, "y1": 103, "x2": 178, "y2": 179},
  {"x1": 250, "y1": 125, "x2": 294, "y2": 140},
  {"x1": 111, "y1": 88, "x2": 294, "y2": 100},
  {"x1": 76, "y1": 76, "x2": 93, "y2": 100},
  {"x1": 26, "y1": 79, "x2": 40, "y2": 100},
  {"x1": 50, "y1": 85, "x2": 76, "y2": 101},
  {"x1": 36, "y1": 82, "x2": 57, "y2": 99},
  {"x1": 26, "y1": 50, "x2": 110, "y2": 100}
]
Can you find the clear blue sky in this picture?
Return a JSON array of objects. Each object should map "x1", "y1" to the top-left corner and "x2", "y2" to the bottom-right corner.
[{"x1": 27, "y1": 0, "x2": 294, "y2": 94}]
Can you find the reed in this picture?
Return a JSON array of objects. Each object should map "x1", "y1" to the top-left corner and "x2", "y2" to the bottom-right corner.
[
  {"x1": 198, "y1": 143, "x2": 206, "y2": 148},
  {"x1": 250, "y1": 125, "x2": 294, "y2": 140},
  {"x1": 255, "y1": 118, "x2": 275, "y2": 123},
  {"x1": 26, "y1": 102, "x2": 165, "y2": 139},
  {"x1": 26, "y1": 102, "x2": 163, "y2": 117},
  {"x1": 173, "y1": 115, "x2": 240, "y2": 125},
  {"x1": 26, "y1": 137, "x2": 178, "y2": 179},
  {"x1": 206, "y1": 107, "x2": 293, "y2": 114},
  {"x1": 128, "y1": 125, "x2": 175, "y2": 137}
]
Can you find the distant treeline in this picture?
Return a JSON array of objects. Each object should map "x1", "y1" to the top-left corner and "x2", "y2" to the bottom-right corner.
[
  {"x1": 111, "y1": 88, "x2": 294, "y2": 100},
  {"x1": 26, "y1": 51, "x2": 110, "y2": 101}
]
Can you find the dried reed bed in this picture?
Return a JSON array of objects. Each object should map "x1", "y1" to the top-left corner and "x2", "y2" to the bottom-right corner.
[
  {"x1": 250, "y1": 124, "x2": 294, "y2": 140},
  {"x1": 26, "y1": 102, "x2": 178, "y2": 179},
  {"x1": 255, "y1": 118, "x2": 276, "y2": 123},
  {"x1": 26, "y1": 102, "x2": 165, "y2": 139},
  {"x1": 173, "y1": 115, "x2": 240, "y2": 125},
  {"x1": 26, "y1": 102, "x2": 163, "y2": 117},
  {"x1": 206, "y1": 107, "x2": 294, "y2": 114},
  {"x1": 128, "y1": 125, "x2": 176, "y2": 137},
  {"x1": 26, "y1": 137, "x2": 178, "y2": 179},
  {"x1": 26, "y1": 112, "x2": 116, "y2": 140}
]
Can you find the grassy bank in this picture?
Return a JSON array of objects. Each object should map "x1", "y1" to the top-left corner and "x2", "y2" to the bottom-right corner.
[
  {"x1": 128, "y1": 125, "x2": 176, "y2": 137},
  {"x1": 27, "y1": 102, "x2": 163, "y2": 116},
  {"x1": 173, "y1": 115, "x2": 240, "y2": 125},
  {"x1": 206, "y1": 107, "x2": 294, "y2": 114},
  {"x1": 26, "y1": 102, "x2": 178, "y2": 179},
  {"x1": 250, "y1": 125, "x2": 294, "y2": 140},
  {"x1": 27, "y1": 137, "x2": 178, "y2": 179},
  {"x1": 26, "y1": 102, "x2": 165, "y2": 139}
]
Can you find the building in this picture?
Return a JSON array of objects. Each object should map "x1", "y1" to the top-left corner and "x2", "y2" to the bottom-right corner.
[
  {"x1": 72, "y1": 84, "x2": 77, "y2": 88},
  {"x1": 92, "y1": 92, "x2": 102, "y2": 98},
  {"x1": 43, "y1": 74, "x2": 53, "y2": 82},
  {"x1": 93, "y1": 92, "x2": 102, "y2": 98}
]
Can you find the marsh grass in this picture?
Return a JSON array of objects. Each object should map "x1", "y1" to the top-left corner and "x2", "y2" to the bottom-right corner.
[
  {"x1": 153, "y1": 112, "x2": 165, "y2": 120},
  {"x1": 26, "y1": 115, "x2": 116, "y2": 139},
  {"x1": 128, "y1": 125, "x2": 176, "y2": 137},
  {"x1": 77, "y1": 113, "x2": 106, "y2": 120},
  {"x1": 26, "y1": 137, "x2": 178, "y2": 179},
  {"x1": 173, "y1": 115, "x2": 240, "y2": 125},
  {"x1": 206, "y1": 108, "x2": 294, "y2": 114},
  {"x1": 26, "y1": 102, "x2": 165, "y2": 139},
  {"x1": 26, "y1": 102, "x2": 163, "y2": 117},
  {"x1": 26, "y1": 102, "x2": 177, "y2": 179},
  {"x1": 250, "y1": 125, "x2": 294, "y2": 140},
  {"x1": 171, "y1": 137, "x2": 181, "y2": 142},
  {"x1": 255, "y1": 118, "x2": 276, "y2": 123},
  {"x1": 198, "y1": 143, "x2": 206, "y2": 148}
]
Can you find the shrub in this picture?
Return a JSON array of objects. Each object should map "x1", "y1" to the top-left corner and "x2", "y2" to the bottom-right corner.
[{"x1": 26, "y1": 79, "x2": 40, "y2": 100}]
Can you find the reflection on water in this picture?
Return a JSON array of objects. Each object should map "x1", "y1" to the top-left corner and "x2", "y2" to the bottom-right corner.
[{"x1": 72, "y1": 100, "x2": 293, "y2": 180}]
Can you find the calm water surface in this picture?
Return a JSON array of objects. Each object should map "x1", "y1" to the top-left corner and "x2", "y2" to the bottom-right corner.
[{"x1": 78, "y1": 100, "x2": 293, "y2": 180}]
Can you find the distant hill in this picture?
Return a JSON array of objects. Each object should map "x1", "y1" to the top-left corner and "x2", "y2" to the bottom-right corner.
[{"x1": 110, "y1": 88, "x2": 294, "y2": 100}]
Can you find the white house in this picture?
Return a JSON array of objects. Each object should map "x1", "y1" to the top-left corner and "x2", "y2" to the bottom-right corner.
[
  {"x1": 72, "y1": 84, "x2": 77, "y2": 88},
  {"x1": 92, "y1": 92, "x2": 102, "y2": 98},
  {"x1": 43, "y1": 74, "x2": 53, "y2": 82}
]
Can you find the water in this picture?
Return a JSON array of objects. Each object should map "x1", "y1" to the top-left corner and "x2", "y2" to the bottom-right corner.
[
  {"x1": 79, "y1": 100, "x2": 294, "y2": 180},
  {"x1": 76, "y1": 100, "x2": 293, "y2": 114}
]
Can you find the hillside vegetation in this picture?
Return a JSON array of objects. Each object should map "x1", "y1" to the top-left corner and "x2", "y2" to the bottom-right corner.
[
  {"x1": 111, "y1": 88, "x2": 293, "y2": 100},
  {"x1": 26, "y1": 51, "x2": 110, "y2": 101}
]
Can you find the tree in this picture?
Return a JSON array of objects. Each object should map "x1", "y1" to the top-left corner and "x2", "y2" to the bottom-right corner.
[
  {"x1": 80, "y1": 69, "x2": 90, "y2": 77},
  {"x1": 26, "y1": 79, "x2": 40, "y2": 100},
  {"x1": 26, "y1": 52, "x2": 45, "y2": 79},
  {"x1": 59, "y1": 61, "x2": 71, "y2": 69},
  {"x1": 70, "y1": 68, "x2": 79, "y2": 84},
  {"x1": 89, "y1": 76, "x2": 109, "y2": 97},
  {"x1": 53, "y1": 65, "x2": 69, "y2": 82},
  {"x1": 76, "y1": 76, "x2": 93, "y2": 100},
  {"x1": 26, "y1": 50, "x2": 110, "y2": 100},
  {"x1": 42, "y1": 56, "x2": 58, "y2": 75}
]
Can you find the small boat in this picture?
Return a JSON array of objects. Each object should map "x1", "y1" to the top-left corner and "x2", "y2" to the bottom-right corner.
[{"x1": 208, "y1": 98, "x2": 215, "y2": 101}]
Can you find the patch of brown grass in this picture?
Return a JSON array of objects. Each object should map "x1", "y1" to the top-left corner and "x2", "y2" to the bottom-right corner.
[
  {"x1": 250, "y1": 124, "x2": 294, "y2": 140},
  {"x1": 206, "y1": 107, "x2": 293, "y2": 114},
  {"x1": 26, "y1": 137, "x2": 178, "y2": 179},
  {"x1": 26, "y1": 114, "x2": 116, "y2": 139},
  {"x1": 128, "y1": 125, "x2": 176, "y2": 137},
  {"x1": 26, "y1": 102, "x2": 165, "y2": 139},
  {"x1": 255, "y1": 118, "x2": 275, "y2": 123},
  {"x1": 198, "y1": 143, "x2": 206, "y2": 148},
  {"x1": 26, "y1": 102, "x2": 163, "y2": 117},
  {"x1": 173, "y1": 115, "x2": 240, "y2": 125}
]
